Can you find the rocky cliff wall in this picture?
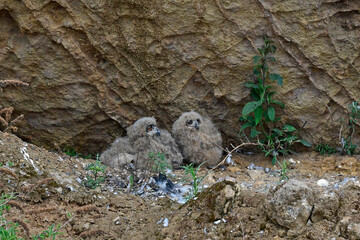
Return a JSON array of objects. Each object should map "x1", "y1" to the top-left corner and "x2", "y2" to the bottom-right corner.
[{"x1": 0, "y1": 0, "x2": 359, "y2": 153}]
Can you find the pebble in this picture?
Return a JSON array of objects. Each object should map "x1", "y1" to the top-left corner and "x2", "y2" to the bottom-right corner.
[
  {"x1": 214, "y1": 220, "x2": 221, "y2": 225},
  {"x1": 317, "y1": 179, "x2": 329, "y2": 187},
  {"x1": 113, "y1": 216, "x2": 121, "y2": 225},
  {"x1": 55, "y1": 187, "x2": 63, "y2": 194},
  {"x1": 163, "y1": 218, "x2": 169, "y2": 227}
]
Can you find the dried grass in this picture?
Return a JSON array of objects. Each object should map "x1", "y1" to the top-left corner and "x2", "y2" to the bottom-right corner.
[
  {"x1": 75, "y1": 204, "x2": 99, "y2": 214},
  {"x1": 8, "y1": 200, "x2": 24, "y2": 213},
  {"x1": 12, "y1": 217, "x2": 30, "y2": 238},
  {"x1": 0, "y1": 167, "x2": 18, "y2": 179},
  {"x1": 0, "y1": 79, "x2": 29, "y2": 88},
  {"x1": 26, "y1": 206, "x2": 58, "y2": 214},
  {"x1": 0, "y1": 79, "x2": 28, "y2": 133}
]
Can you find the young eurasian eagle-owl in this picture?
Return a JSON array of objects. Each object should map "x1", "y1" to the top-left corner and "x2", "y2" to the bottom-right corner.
[
  {"x1": 100, "y1": 117, "x2": 183, "y2": 170},
  {"x1": 172, "y1": 111, "x2": 223, "y2": 166}
]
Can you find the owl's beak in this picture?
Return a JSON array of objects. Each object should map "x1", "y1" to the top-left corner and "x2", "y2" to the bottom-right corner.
[
  {"x1": 155, "y1": 127, "x2": 161, "y2": 136},
  {"x1": 194, "y1": 122, "x2": 199, "y2": 130}
]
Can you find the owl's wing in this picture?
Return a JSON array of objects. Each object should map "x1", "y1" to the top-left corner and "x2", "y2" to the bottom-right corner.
[{"x1": 100, "y1": 137, "x2": 136, "y2": 169}]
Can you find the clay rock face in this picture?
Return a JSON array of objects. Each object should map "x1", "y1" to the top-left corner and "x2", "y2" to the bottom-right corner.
[{"x1": 0, "y1": 1, "x2": 359, "y2": 152}]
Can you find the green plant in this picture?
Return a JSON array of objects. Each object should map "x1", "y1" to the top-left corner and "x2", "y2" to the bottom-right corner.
[
  {"x1": 0, "y1": 161, "x2": 14, "y2": 168},
  {"x1": 84, "y1": 154, "x2": 106, "y2": 189},
  {"x1": 31, "y1": 224, "x2": 62, "y2": 240},
  {"x1": 128, "y1": 174, "x2": 134, "y2": 193},
  {"x1": 182, "y1": 162, "x2": 207, "y2": 200},
  {"x1": 0, "y1": 193, "x2": 64, "y2": 240},
  {"x1": 239, "y1": 37, "x2": 310, "y2": 164},
  {"x1": 0, "y1": 192, "x2": 18, "y2": 239},
  {"x1": 262, "y1": 125, "x2": 311, "y2": 164},
  {"x1": 314, "y1": 144, "x2": 337, "y2": 155},
  {"x1": 277, "y1": 160, "x2": 288, "y2": 182},
  {"x1": 339, "y1": 101, "x2": 360, "y2": 155},
  {"x1": 62, "y1": 146, "x2": 93, "y2": 159},
  {"x1": 148, "y1": 152, "x2": 171, "y2": 175}
]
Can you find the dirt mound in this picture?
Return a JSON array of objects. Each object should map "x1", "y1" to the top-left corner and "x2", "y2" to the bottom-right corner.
[{"x1": 1, "y1": 132, "x2": 359, "y2": 239}]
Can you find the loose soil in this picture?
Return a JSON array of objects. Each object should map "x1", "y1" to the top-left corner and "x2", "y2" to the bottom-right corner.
[{"x1": 0, "y1": 132, "x2": 359, "y2": 239}]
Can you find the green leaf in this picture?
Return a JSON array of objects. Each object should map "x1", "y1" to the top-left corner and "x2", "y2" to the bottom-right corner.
[
  {"x1": 242, "y1": 101, "x2": 261, "y2": 116},
  {"x1": 269, "y1": 73, "x2": 283, "y2": 86},
  {"x1": 258, "y1": 48, "x2": 264, "y2": 55},
  {"x1": 270, "y1": 100, "x2": 285, "y2": 108},
  {"x1": 250, "y1": 89, "x2": 261, "y2": 101},
  {"x1": 238, "y1": 116, "x2": 247, "y2": 122},
  {"x1": 267, "y1": 91, "x2": 276, "y2": 99},
  {"x1": 250, "y1": 128, "x2": 261, "y2": 138},
  {"x1": 240, "y1": 122, "x2": 251, "y2": 132},
  {"x1": 272, "y1": 155, "x2": 277, "y2": 165},
  {"x1": 244, "y1": 82, "x2": 259, "y2": 89},
  {"x1": 272, "y1": 128, "x2": 283, "y2": 136},
  {"x1": 264, "y1": 85, "x2": 273, "y2": 91},
  {"x1": 267, "y1": 56, "x2": 276, "y2": 62},
  {"x1": 284, "y1": 136, "x2": 298, "y2": 142},
  {"x1": 267, "y1": 106, "x2": 275, "y2": 121},
  {"x1": 253, "y1": 55, "x2": 261, "y2": 64},
  {"x1": 254, "y1": 68, "x2": 261, "y2": 76},
  {"x1": 254, "y1": 107, "x2": 263, "y2": 125},
  {"x1": 299, "y1": 139, "x2": 312, "y2": 147},
  {"x1": 270, "y1": 45, "x2": 276, "y2": 54},
  {"x1": 283, "y1": 124, "x2": 297, "y2": 132},
  {"x1": 264, "y1": 112, "x2": 270, "y2": 122}
]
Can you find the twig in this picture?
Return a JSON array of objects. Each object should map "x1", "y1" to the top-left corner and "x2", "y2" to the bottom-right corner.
[
  {"x1": 339, "y1": 121, "x2": 344, "y2": 144},
  {"x1": 210, "y1": 142, "x2": 260, "y2": 170},
  {"x1": 54, "y1": 214, "x2": 75, "y2": 234},
  {"x1": 326, "y1": 104, "x2": 334, "y2": 123},
  {"x1": 3, "y1": 114, "x2": 24, "y2": 133}
]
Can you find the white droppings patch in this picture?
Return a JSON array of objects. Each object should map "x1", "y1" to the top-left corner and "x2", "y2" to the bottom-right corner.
[{"x1": 20, "y1": 146, "x2": 39, "y2": 173}]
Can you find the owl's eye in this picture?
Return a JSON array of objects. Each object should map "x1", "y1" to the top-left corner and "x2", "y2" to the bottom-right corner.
[
  {"x1": 196, "y1": 119, "x2": 201, "y2": 124},
  {"x1": 146, "y1": 125, "x2": 153, "y2": 132},
  {"x1": 186, "y1": 120, "x2": 193, "y2": 126}
]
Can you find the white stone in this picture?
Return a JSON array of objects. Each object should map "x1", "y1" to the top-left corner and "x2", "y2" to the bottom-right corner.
[
  {"x1": 317, "y1": 179, "x2": 329, "y2": 187},
  {"x1": 163, "y1": 218, "x2": 169, "y2": 227}
]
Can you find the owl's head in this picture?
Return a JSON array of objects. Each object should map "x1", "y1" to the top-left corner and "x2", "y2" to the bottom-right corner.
[
  {"x1": 127, "y1": 117, "x2": 161, "y2": 139},
  {"x1": 178, "y1": 111, "x2": 203, "y2": 132}
]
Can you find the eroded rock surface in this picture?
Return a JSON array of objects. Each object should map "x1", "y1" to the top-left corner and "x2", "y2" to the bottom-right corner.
[
  {"x1": 0, "y1": 0, "x2": 359, "y2": 152},
  {"x1": 266, "y1": 180, "x2": 315, "y2": 236}
]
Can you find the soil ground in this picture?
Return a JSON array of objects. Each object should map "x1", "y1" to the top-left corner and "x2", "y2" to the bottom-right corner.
[{"x1": 0, "y1": 132, "x2": 359, "y2": 239}]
